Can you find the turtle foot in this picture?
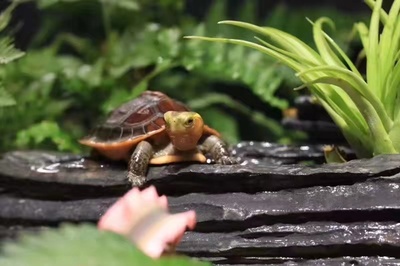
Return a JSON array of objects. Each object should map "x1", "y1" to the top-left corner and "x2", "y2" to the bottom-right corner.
[
  {"x1": 217, "y1": 155, "x2": 239, "y2": 165},
  {"x1": 127, "y1": 172, "x2": 146, "y2": 187}
]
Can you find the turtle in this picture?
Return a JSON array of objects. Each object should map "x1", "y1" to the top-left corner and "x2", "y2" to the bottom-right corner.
[{"x1": 79, "y1": 91, "x2": 237, "y2": 186}]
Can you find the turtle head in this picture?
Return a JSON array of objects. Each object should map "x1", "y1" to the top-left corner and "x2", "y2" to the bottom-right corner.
[{"x1": 164, "y1": 111, "x2": 204, "y2": 151}]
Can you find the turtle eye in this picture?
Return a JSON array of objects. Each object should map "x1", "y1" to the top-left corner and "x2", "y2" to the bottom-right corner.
[{"x1": 185, "y1": 117, "x2": 194, "y2": 127}]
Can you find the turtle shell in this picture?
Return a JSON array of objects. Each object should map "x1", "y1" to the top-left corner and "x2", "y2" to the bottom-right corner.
[{"x1": 79, "y1": 91, "x2": 190, "y2": 160}]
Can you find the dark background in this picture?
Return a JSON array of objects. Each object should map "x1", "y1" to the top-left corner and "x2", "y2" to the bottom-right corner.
[
  {"x1": 3, "y1": 0, "x2": 371, "y2": 50},
  {"x1": 186, "y1": 0, "x2": 370, "y2": 19}
]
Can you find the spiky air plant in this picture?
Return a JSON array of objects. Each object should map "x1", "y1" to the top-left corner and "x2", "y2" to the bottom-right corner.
[{"x1": 186, "y1": 0, "x2": 400, "y2": 159}]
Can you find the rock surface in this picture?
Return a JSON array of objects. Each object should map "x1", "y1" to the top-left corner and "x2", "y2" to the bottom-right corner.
[
  {"x1": 1, "y1": 142, "x2": 400, "y2": 264},
  {"x1": 2, "y1": 180, "x2": 400, "y2": 225},
  {"x1": 179, "y1": 221, "x2": 400, "y2": 256},
  {"x1": 282, "y1": 95, "x2": 347, "y2": 144},
  {"x1": 0, "y1": 143, "x2": 392, "y2": 198}
]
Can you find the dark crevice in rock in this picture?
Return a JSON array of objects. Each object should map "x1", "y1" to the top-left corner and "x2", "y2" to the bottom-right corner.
[
  {"x1": 282, "y1": 118, "x2": 346, "y2": 144},
  {"x1": 183, "y1": 244, "x2": 400, "y2": 259},
  {"x1": 0, "y1": 219, "x2": 97, "y2": 228},
  {"x1": 0, "y1": 195, "x2": 114, "y2": 223},
  {"x1": 239, "y1": 221, "x2": 400, "y2": 238},
  {"x1": 150, "y1": 171, "x2": 372, "y2": 196},
  {"x1": 0, "y1": 177, "x2": 129, "y2": 200},
  {"x1": 281, "y1": 95, "x2": 347, "y2": 145},
  {"x1": 179, "y1": 221, "x2": 400, "y2": 258},
  {"x1": 193, "y1": 210, "x2": 400, "y2": 232},
  {"x1": 169, "y1": 181, "x2": 400, "y2": 224},
  {"x1": 1, "y1": 181, "x2": 400, "y2": 228}
]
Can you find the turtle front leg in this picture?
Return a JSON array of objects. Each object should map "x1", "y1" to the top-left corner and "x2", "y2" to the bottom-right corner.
[
  {"x1": 200, "y1": 135, "x2": 238, "y2": 164},
  {"x1": 128, "y1": 141, "x2": 154, "y2": 187}
]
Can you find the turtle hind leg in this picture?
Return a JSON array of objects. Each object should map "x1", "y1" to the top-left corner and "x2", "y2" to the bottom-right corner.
[
  {"x1": 128, "y1": 140, "x2": 154, "y2": 187},
  {"x1": 200, "y1": 135, "x2": 238, "y2": 165}
]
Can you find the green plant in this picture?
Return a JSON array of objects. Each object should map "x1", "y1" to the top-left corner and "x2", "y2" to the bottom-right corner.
[
  {"x1": 0, "y1": 224, "x2": 210, "y2": 266},
  {"x1": 187, "y1": 0, "x2": 399, "y2": 158},
  {"x1": 0, "y1": 2, "x2": 25, "y2": 107},
  {"x1": 0, "y1": 1, "x2": 364, "y2": 153}
]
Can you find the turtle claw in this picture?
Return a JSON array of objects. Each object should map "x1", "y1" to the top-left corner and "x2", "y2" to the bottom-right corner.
[
  {"x1": 127, "y1": 172, "x2": 146, "y2": 187},
  {"x1": 216, "y1": 155, "x2": 239, "y2": 165}
]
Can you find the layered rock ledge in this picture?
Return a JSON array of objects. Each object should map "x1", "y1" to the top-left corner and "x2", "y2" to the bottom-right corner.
[{"x1": 1, "y1": 142, "x2": 400, "y2": 264}]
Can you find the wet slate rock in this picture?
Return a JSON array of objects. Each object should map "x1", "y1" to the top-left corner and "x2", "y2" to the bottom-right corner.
[
  {"x1": 292, "y1": 95, "x2": 332, "y2": 122},
  {"x1": 0, "y1": 195, "x2": 115, "y2": 224},
  {"x1": 1, "y1": 181, "x2": 400, "y2": 227},
  {"x1": 0, "y1": 147, "x2": 399, "y2": 198},
  {"x1": 2, "y1": 144, "x2": 400, "y2": 264},
  {"x1": 178, "y1": 222, "x2": 400, "y2": 257},
  {"x1": 231, "y1": 141, "x2": 355, "y2": 164},
  {"x1": 282, "y1": 118, "x2": 346, "y2": 143},
  {"x1": 0, "y1": 150, "x2": 127, "y2": 186},
  {"x1": 281, "y1": 95, "x2": 346, "y2": 144},
  {"x1": 231, "y1": 141, "x2": 354, "y2": 163},
  {"x1": 168, "y1": 181, "x2": 400, "y2": 230},
  {"x1": 0, "y1": 142, "x2": 338, "y2": 190},
  {"x1": 0, "y1": 181, "x2": 400, "y2": 263},
  {"x1": 0, "y1": 151, "x2": 130, "y2": 199}
]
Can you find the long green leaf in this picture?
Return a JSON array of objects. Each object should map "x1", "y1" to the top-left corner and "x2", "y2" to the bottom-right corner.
[
  {"x1": 298, "y1": 66, "x2": 392, "y2": 131},
  {"x1": 300, "y1": 87, "x2": 371, "y2": 157},
  {"x1": 311, "y1": 17, "x2": 346, "y2": 67},
  {"x1": 390, "y1": 59, "x2": 400, "y2": 120},
  {"x1": 303, "y1": 82, "x2": 370, "y2": 142},
  {"x1": 311, "y1": 18, "x2": 363, "y2": 77},
  {"x1": 254, "y1": 37, "x2": 318, "y2": 67},
  {"x1": 365, "y1": 0, "x2": 389, "y2": 24},
  {"x1": 185, "y1": 36, "x2": 305, "y2": 72},
  {"x1": 381, "y1": 1, "x2": 400, "y2": 118},
  {"x1": 218, "y1": 20, "x2": 322, "y2": 64},
  {"x1": 354, "y1": 22, "x2": 369, "y2": 51},
  {"x1": 366, "y1": 0, "x2": 382, "y2": 98},
  {"x1": 304, "y1": 76, "x2": 396, "y2": 155}
]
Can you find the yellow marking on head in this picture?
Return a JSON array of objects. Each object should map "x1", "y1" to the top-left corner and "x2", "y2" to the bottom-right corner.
[
  {"x1": 164, "y1": 111, "x2": 202, "y2": 132},
  {"x1": 163, "y1": 111, "x2": 204, "y2": 151}
]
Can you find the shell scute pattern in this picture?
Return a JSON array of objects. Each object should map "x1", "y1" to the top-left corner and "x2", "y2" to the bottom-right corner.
[{"x1": 85, "y1": 91, "x2": 189, "y2": 144}]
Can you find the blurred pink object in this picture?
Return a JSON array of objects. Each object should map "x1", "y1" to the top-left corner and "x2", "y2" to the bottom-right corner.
[{"x1": 98, "y1": 186, "x2": 196, "y2": 258}]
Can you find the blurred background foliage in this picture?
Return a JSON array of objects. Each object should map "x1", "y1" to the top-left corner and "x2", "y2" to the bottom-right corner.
[{"x1": 0, "y1": 0, "x2": 368, "y2": 153}]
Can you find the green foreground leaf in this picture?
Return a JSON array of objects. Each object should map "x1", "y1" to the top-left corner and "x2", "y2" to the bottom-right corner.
[{"x1": 0, "y1": 224, "x2": 210, "y2": 266}]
